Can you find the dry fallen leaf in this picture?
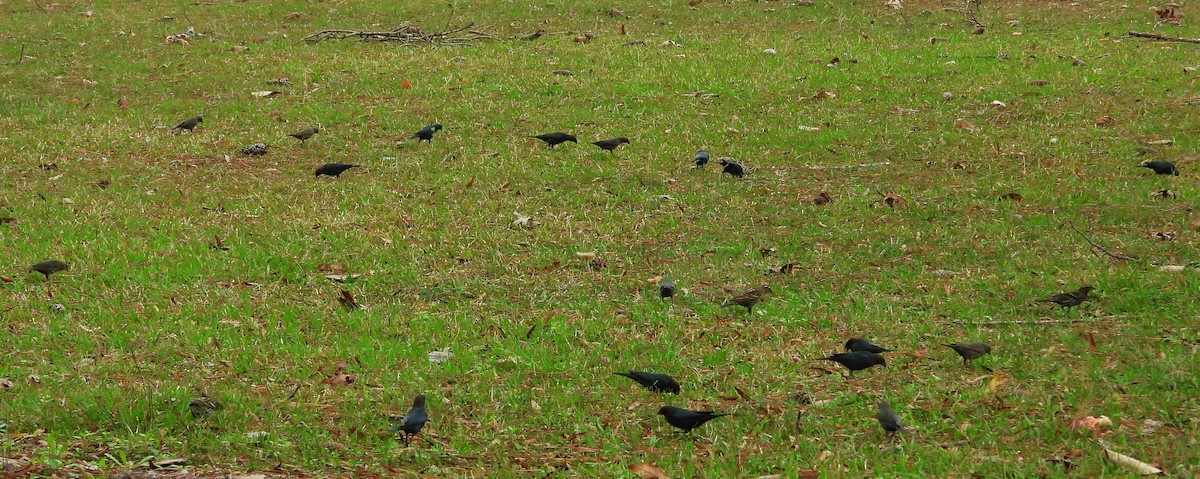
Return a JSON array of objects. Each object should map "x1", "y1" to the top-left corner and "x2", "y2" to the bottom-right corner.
[
  {"x1": 812, "y1": 90, "x2": 836, "y2": 100},
  {"x1": 284, "y1": 12, "x2": 302, "y2": 19},
  {"x1": 338, "y1": 290, "x2": 363, "y2": 310},
  {"x1": 1095, "y1": 115, "x2": 1113, "y2": 127},
  {"x1": 428, "y1": 349, "x2": 454, "y2": 363},
  {"x1": 400, "y1": 78, "x2": 412, "y2": 89},
  {"x1": 629, "y1": 463, "x2": 672, "y2": 479},
  {"x1": 955, "y1": 118, "x2": 980, "y2": 132},
  {"x1": 998, "y1": 192, "x2": 1023, "y2": 202},
  {"x1": 882, "y1": 193, "x2": 907, "y2": 208},
  {"x1": 318, "y1": 263, "x2": 347, "y2": 274},
  {"x1": 250, "y1": 90, "x2": 282, "y2": 98},
  {"x1": 1102, "y1": 446, "x2": 1164, "y2": 475},
  {"x1": 321, "y1": 374, "x2": 356, "y2": 386},
  {"x1": 575, "y1": 252, "x2": 597, "y2": 260}
]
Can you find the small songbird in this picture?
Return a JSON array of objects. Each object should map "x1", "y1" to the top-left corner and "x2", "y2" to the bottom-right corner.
[
  {"x1": 289, "y1": 127, "x2": 319, "y2": 143},
  {"x1": 1139, "y1": 160, "x2": 1179, "y2": 176},
  {"x1": 613, "y1": 371, "x2": 681, "y2": 394},
  {"x1": 174, "y1": 116, "x2": 203, "y2": 132},
  {"x1": 820, "y1": 351, "x2": 886, "y2": 377},
  {"x1": 410, "y1": 124, "x2": 444, "y2": 143},
  {"x1": 390, "y1": 394, "x2": 428, "y2": 446},
  {"x1": 876, "y1": 401, "x2": 905, "y2": 435},
  {"x1": 719, "y1": 158, "x2": 745, "y2": 178},
  {"x1": 188, "y1": 396, "x2": 223, "y2": 418},
  {"x1": 657, "y1": 406, "x2": 728, "y2": 433},
  {"x1": 29, "y1": 260, "x2": 68, "y2": 279},
  {"x1": 692, "y1": 150, "x2": 710, "y2": 169},
  {"x1": 659, "y1": 278, "x2": 676, "y2": 299},
  {"x1": 845, "y1": 338, "x2": 892, "y2": 354},
  {"x1": 721, "y1": 285, "x2": 772, "y2": 313},
  {"x1": 532, "y1": 132, "x2": 578, "y2": 149},
  {"x1": 315, "y1": 163, "x2": 358, "y2": 178},
  {"x1": 591, "y1": 137, "x2": 630, "y2": 153},
  {"x1": 1038, "y1": 285, "x2": 1095, "y2": 310},
  {"x1": 944, "y1": 342, "x2": 992, "y2": 365}
]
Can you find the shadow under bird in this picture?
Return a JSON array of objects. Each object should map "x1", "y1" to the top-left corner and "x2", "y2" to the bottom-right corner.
[
  {"x1": 944, "y1": 342, "x2": 991, "y2": 365},
  {"x1": 315, "y1": 163, "x2": 359, "y2": 178},
  {"x1": 174, "y1": 115, "x2": 203, "y2": 132},
  {"x1": 410, "y1": 123, "x2": 443, "y2": 143},
  {"x1": 390, "y1": 394, "x2": 428, "y2": 446},
  {"x1": 657, "y1": 406, "x2": 727, "y2": 433},
  {"x1": 820, "y1": 351, "x2": 886, "y2": 376},
  {"x1": 721, "y1": 285, "x2": 772, "y2": 313},
  {"x1": 531, "y1": 132, "x2": 578, "y2": 149},
  {"x1": 614, "y1": 371, "x2": 681, "y2": 394},
  {"x1": 591, "y1": 137, "x2": 630, "y2": 153},
  {"x1": 1139, "y1": 160, "x2": 1179, "y2": 176},
  {"x1": 876, "y1": 401, "x2": 905, "y2": 435},
  {"x1": 692, "y1": 150, "x2": 710, "y2": 169},
  {"x1": 289, "y1": 127, "x2": 319, "y2": 143},
  {"x1": 659, "y1": 278, "x2": 676, "y2": 299},
  {"x1": 845, "y1": 338, "x2": 892, "y2": 354},
  {"x1": 29, "y1": 260, "x2": 68, "y2": 279},
  {"x1": 1038, "y1": 285, "x2": 1095, "y2": 310},
  {"x1": 719, "y1": 158, "x2": 745, "y2": 178}
]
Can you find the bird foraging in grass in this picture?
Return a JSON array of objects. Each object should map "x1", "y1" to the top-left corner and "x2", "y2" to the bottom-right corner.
[
  {"x1": 820, "y1": 351, "x2": 886, "y2": 377},
  {"x1": 531, "y1": 132, "x2": 578, "y2": 149},
  {"x1": 845, "y1": 338, "x2": 892, "y2": 354},
  {"x1": 1139, "y1": 160, "x2": 1179, "y2": 176},
  {"x1": 659, "y1": 278, "x2": 676, "y2": 299},
  {"x1": 1037, "y1": 285, "x2": 1095, "y2": 310},
  {"x1": 591, "y1": 137, "x2": 630, "y2": 153},
  {"x1": 692, "y1": 150, "x2": 710, "y2": 169},
  {"x1": 876, "y1": 401, "x2": 905, "y2": 435},
  {"x1": 719, "y1": 158, "x2": 745, "y2": 178},
  {"x1": 944, "y1": 342, "x2": 991, "y2": 365},
  {"x1": 29, "y1": 260, "x2": 68, "y2": 279},
  {"x1": 721, "y1": 285, "x2": 772, "y2": 313},
  {"x1": 410, "y1": 124, "x2": 443, "y2": 143},
  {"x1": 174, "y1": 115, "x2": 203, "y2": 132},
  {"x1": 390, "y1": 394, "x2": 428, "y2": 446},
  {"x1": 614, "y1": 371, "x2": 681, "y2": 394},
  {"x1": 657, "y1": 406, "x2": 727, "y2": 433},
  {"x1": 315, "y1": 163, "x2": 358, "y2": 178},
  {"x1": 289, "y1": 127, "x2": 319, "y2": 143}
]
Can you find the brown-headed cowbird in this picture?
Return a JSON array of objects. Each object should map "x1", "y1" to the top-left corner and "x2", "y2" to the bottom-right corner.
[
  {"x1": 30, "y1": 260, "x2": 68, "y2": 279},
  {"x1": 592, "y1": 137, "x2": 630, "y2": 153},
  {"x1": 692, "y1": 150, "x2": 710, "y2": 169},
  {"x1": 721, "y1": 285, "x2": 772, "y2": 313},
  {"x1": 820, "y1": 351, "x2": 886, "y2": 376},
  {"x1": 174, "y1": 116, "x2": 203, "y2": 132},
  {"x1": 614, "y1": 371, "x2": 681, "y2": 394},
  {"x1": 1037, "y1": 285, "x2": 1095, "y2": 310},
  {"x1": 657, "y1": 406, "x2": 727, "y2": 433},
  {"x1": 876, "y1": 401, "x2": 905, "y2": 435},
  {"x1": 944, "y1": 342, "x2": 991, "y2": 365},
  {"x1": 1139, "y1": 160, "x2": 1179, "y2": 176},
  {"x1": 410, "y1": 124, "x2": 443, "y2": 143},
  {"x1": 315, "y1": 163, "x2": 358, "y2": 178},
  {"x1": 719, "y1": 158, "x2": 745, "y2": 178},
  {"x1": 390, "y1": 394, "x2": 427, "y2": 446},
  {"x1": 659, "y1": 278, "x2": 676, "y2": 299},
  {"x1": 532, "y1": 132, "x2": 578, "y2": 149},
  {"x1": 845, "y1": 338, "x2": 892, "y2": 354},
  {"x1": 290, "y1": 127, "x2": 319, "y2": 143}
]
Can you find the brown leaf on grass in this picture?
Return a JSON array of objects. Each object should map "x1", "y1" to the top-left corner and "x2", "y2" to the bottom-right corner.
[
  {"x1": 689, "y1": 0, "x2": 703, "y2": 4},
  {"x1": 318, "y1": 263, "x2": 347, "y2": 274},
  {"x1": 573, "y1": 33, "x2": 595, "y2": 43},
  {"x1": 972, "y1": 27, "x2": 986, "y2": 35},
  {"x1": 93, "y1": 179, "x2": 111, "y2": 189},
  {"x1": 1154, "y1": 5, "x2": 1183, "y2": 24},
  {"x1": 1190, "y1": 218, "x2": 1200, "y2": 230},
  {"x1": 1085, "y1": 331, "x2": 1098, "y2": 352},
  {"x1": 321, "y1": 373, "x2": 357, "y2": 386},
  {"x1": 465, "y1": 176, "x2": 475, "y2": 188},
  {"x1": 230, "y1": 45, "x2": 249, "y2": 53},
  {"x1": 812, "y1": 90, "x2": 836, "y2": 100},
  {"x1": 798, "y1": 470, "x2": 820, "y2": 479},
  {"x1": 629, "y1": 463, "x2": 672, "y2": 479},
  {"x1": 400, "y1": 78, "x2": 412, "y2": 89},
  {"x1": 284, "y1": 12, "x2": 303, "y2": 20},
  {"x1": 1095, "y1": 115, "x2": 1113, "y2": 127},
  {"x1": 338, "y1": 290, "x2": 362, "y2": 311},
  {"x1": 1150, "y1": 189, "x2": 1175, "y2": 199},
  {"x1": 0, "y1": 377, "x2": 13, "y2": 389},
  {"x1": 0, "y1": 217, "x2": 15, "y2": 224},
  {"x1": 620, "y1": 24, "x2": 627, "y2": 35},
  {"x1": 882, "y1": 192, "x2": 907, "y2": 208},
  {"x1": 588, "y1": 258, "x2": 608, "y2": 270},
  {"x1": 1029, "y1": 79, "x2": 1049, "y2": 86},
  {"x1": 250, "y1": 90, "x2": 282, "y2": 98},
  {"x1": 998, "y1": 192, "x2": 1023, "y2": 202},
  {"x1": 955, "y1": 118, "x2": 980, "y2": 132},
  {"x1": 811, "y1": 191, "x2": 833, "y2": 205},
  {"x1": 210, "y1": 235, "x2": 228, "y2": 251},
  {"x1": 0, "y1": 276, "x2": 12, "y2": 283},
  {"x1": 117, "y1": 97, "x2": 129, "y2": 108},
  {"x1": 1149, "y1": 231, "x2": 1177, "y2": 242},
  {"x1": 1071, "y1": 56, "x2": 1086, "y2": 67}
]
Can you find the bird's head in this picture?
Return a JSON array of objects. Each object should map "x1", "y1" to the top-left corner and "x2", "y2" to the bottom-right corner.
[
  {"x1": 844, "y1": 338, "x2": 862, "y2": 350},
  {"x1": 872, "y1": 354, "x2": 887, "y2": 367},
  {"x1": 1078, "y1": 285, "x2": 1096, "y2": 294},
  {"x1": 412, "y1": 394, "x2": 426, "y2": 408},
  {"x1": 432, "y1": 124, "x2": 443, "y2": 131},
  {"x1": 657, "y1": 406, "x2": 676, "y2": 416},
  {"x1": 760, "y1": 285, "x2": 773, "y2": 294},
  {"x1": 618, "y1": 137, "x2": 630, "y2": 145},
  {"x1": 1138, "y1": 159, "x2": 1154, "y2": 167},
  {"x1": 196, "y1": 117, "x2": 204, "y2": 123},
  {"x1": 566, "y1": 134, "x2": 578, "y2": 143}
]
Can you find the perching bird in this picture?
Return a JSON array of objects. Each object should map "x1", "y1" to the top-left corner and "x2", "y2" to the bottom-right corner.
[
  {"x1": 410, "y1": 124, "x2": 443, "y2": 143},
  {"x1": 659, "y1": 278, "x2": 676, "y2": 299},
  {"x1": 876, "y1": 401, "x2": 905, "y2": 435},
  {"x1": 944, "y1": 342, "x2": 992, "y2": 365},
  {"x1": 1038, "y1": 285, "x2": 1095, "y2": 310},
  {"x1": 721, "y1": 285, "x2": 772, "y2": 313},
  {"x1": 29, "y1": 260, "x2": 68, "y2": 279},
  {"x1": 174, "y1": 116, "x2": 203, "y2": 132},
  {"x1": 820, "y1": 351, "x2": 887, "y2": 376},
  {"x1": 591, "y1": 137, "x2": 630, "y2": 153},
  {"x1": 692, "y1": 150, "x2": 710, "y2": 169},
  {"x1": 531, "y1": 132, "x2": 578, "y2": 149},
  {"x1": 1139, "y1": 160, "x2": 1179, "y2": 176},
  {"x1": 613, "y1": 371, "x2": 681, "y2": 394},
  {"x1": 657, "y1": 406, "x2": 727, "y2": 433},
  {"x1": 845, "y1": 338, "x2": 892, "y2": 354},
  {"x1": 289, "y1": 127, "x2": 319, "y2": 143},
  {"x1": 719, "y1": 158, "x2": 745, "y2": 178},
  {"x1": 315, "y1": 163, "x2": 358, "y2": 178},
  {"x1": 390, "y1": 394, "x2": 428, "y2": 446}
]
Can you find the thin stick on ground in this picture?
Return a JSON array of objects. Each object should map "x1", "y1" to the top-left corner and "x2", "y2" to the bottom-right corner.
[
  {"x1": 946, "y1": 316, "x2": 1113, "y2": 326},
  {"x1": 301, "y1": 22, "x2": 494, "y2": 45},
  {"x1": 14, "y1": 43, "x2": 24, "y2": 65},
  {"x1": 1067, "y1": 222, "x2": 1137, "y2": 262},
  {"x1": 1127, "y1": 31, "x2": 1200, "y2": 45}
]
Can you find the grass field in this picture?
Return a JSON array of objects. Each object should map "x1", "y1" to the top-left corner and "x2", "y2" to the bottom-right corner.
[{"x1": 1, "y1": 0, "x2": 1198, "y2": 477}]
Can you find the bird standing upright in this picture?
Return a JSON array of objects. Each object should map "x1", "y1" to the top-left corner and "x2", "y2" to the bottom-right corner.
[
  {"x1": 657, "y1": 406, "x2": 727, "y2": 433},
  {"x1": 410, "y1": 124, "x2": 443, "y2": 143},
  {"x1": 1139, "y1": 160, "x2": 1179, "y2": 176},
  {"x1": 289, "y1": 127, "x2": 319, "y2": 143},
  {"x1": 719, "y1": 158, "x2": 745, "y2": 178},
  {"x1": 315, "y1": 163, "x2": 358, "y2": 178},
  {"x1": 390, "y1": 394, "x2": 428, "y2": 446},
  {"x1": 721, "y1": 285, "x2": 772, "y2": 313},
  {"x1": 659, "y1": 278, "x2": 676, "y2": 299},
  {"x1": 1037, "y1": 285, "x2": 1095, "y2": 310},
  {"x1": 876, "y1": 401, "x2": 905, "y2": 435},
  {"x1": 845, "y1": 338, "x2": 892, "y2": 354},
  {"x1": 692, "y1": 150, "x2": 710, "y2": 169},
  {"x1": 531, "y1": 132, "x2": 578, "y2": 149},
  {"x1": 591, "y1": 137, "x2": 630, "y2": 153},
  {"x1": 820, "y1": 351, "x2": 886, "y2": 377},
  {"x1": 944, "y1": 342, "x2": 992, "y2": 365},
  {"x1": 29, "y1": 260, "x2": 68, "y2": 279},
  {"x1": 613, "y1": 371, "x2": 681, "y2": 394},
  {"x1": 174, "y1": 116, "x2": 203, "y2": 132}
]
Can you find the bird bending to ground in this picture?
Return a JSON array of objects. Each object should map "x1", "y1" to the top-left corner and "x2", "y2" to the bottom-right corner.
[
  {"x1": 315, "y1": 163, "x2": 358, "y2": 178},
  {"x1": 390, "y1": 394, "x2": 428, "y2": 446},
  {"x1": 1037, "y1": 285, "x2": 1095, "y2": 310},
  {"x1": 531, "y1": 132, "x2": 578, "y2": 149},
  {"x1": 29, "y1": 260, "x2": 68, "y2": 279},
  {"x1": 289, "y1": 127, "x2": 319, "y2": 143},
  {"x1": 845, "y1": 338, "x2": 892, "y2": 354},
  {"x1": 876, "y1": 401, "x2": 905, "y2": 435},
  {"x1": 692, "y1": 150, "x2": 710, "y2": 169},
  {"x1": 657, "y1": 406, "x2": 727, "y2": 433},
  {"x1": 410, "y1": 124, "x2": 443, "y2": 143},
  {"x1": 659, "y1": 278, "x2": 676, "y2": 299},
  {"x1": 174, "y1": 116, "x2": 203, "y2": 132},
  {"x1": 719, "y1": 158, "x2": 745, "y2": 178},
  {"x1": 721, "y1": 285, "x2": 772, "y2": 313},
  {"x1": 591, "y1": 137, "x2": 630, "y2": 153},
  {"x1": 613, "y1": 371, "x2": 681, "y2": 394},
  {"x1": 944, "y1": 342, "x2": 991, "y2": 365},
  {"x1": 820, "y1": 351, "x2": 886, "y2": 377},
  {"x1": 1139, "y1": 160, "x2": 1179, "y2": 176}
]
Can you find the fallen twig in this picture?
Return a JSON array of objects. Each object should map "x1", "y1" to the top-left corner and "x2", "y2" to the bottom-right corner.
[
  {"x1": 302, "y1": 22, "x2": 494, "y2": 45},
  {"x1": 803, "y1": 161, "x2": 891, "y2": 170},
  {"x1": 1067, "y1": 222, "x2": 1137, "y2": 262},
  {"x1": 14, "y1": 43, "x2": 25, "y2": 65},
  {"x1": 1128, "y1": 31, "x2": 1200, "y2": 45},
  {"x1": 945, "y1": 316, "x2": 1114, "y2": 326}
]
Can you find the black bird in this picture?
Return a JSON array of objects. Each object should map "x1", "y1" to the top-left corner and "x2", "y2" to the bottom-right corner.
[
  {"x1": 721, "y1": 285, "x2": 772, "y2": 313},
  {"x1": 591, "y1": 137, "x2": 630, "y2": 153},
  {"x1": 613, "y1": 371, "x2": 681, "y2": 394},
  {"x1": 410, "y1": 124, "x2": 443, "y2": 143},
  {"x1": 531, "y1": 132, "x2": 578, "y2": 149},
  {"x1": 315, "y1": 163, "x2": 358, "y2": 178},
  {"x1": 876, "y1": 401, "x2": 905, "y2": 435},
  {"x1": 944, "y1": 342, "x2": 992, "y2": 365},
  {"x1": 719, "y1": 158, "x2": 745, "y2": 178},
  {"x1": 657, "y1": 406, "x2": 728, "y2": 433},
  {"x1": 1139, "y1": 160, "x2": 1179, "y2": 176},
  {"x1": 659, "y1": 278, "x2": 676, "y2": 299},
  {"x1": 1038, "y1": 285, "x2": 1095, "y2": 310},
  {"x1": 692, "y1": 150, "x2": 710, "y2": 169},
  {"x1": 390, "y1": 394, "x2": 428, "y2": 446},
  {"x1": 820, "y1": 351, "x2": 886, "y2": 376},
  {"x1": 845, "y1": 338, "x2": 892, "y2": 354},
  {"x1": 289, "y1": 127, "x2": 319, "y2": 143},
  {"x1": 29, "y1": 260, "x2": 68, "y2": 279},
  {"x1": 174, "y1": 116, "x2": 203, "y2": 132}
]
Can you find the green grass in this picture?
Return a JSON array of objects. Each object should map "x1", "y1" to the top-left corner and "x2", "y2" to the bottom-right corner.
[{"x1": 1, "y1": 0, "x2": 1198, "y2": 477}]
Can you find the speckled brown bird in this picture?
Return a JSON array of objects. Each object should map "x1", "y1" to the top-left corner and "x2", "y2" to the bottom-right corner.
[
  {"x1": 174, "y1": 115, "x2": 203, "y2": 132},
  {"x1": 289, "y1": 127, "x2": 319, "y2": 143},
  {"x1": 591, "y1": 137, "x2": 630, "y2": 153},
  {"x1": 721, "y1": 285, "x2": 772, "y2": 313},
  {"x1": 1037, "y1": 285, "x2": 1095, "y2": 310},
  {"x1": 944, "y1": 342, "x2": 992, "y2": 365}
]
